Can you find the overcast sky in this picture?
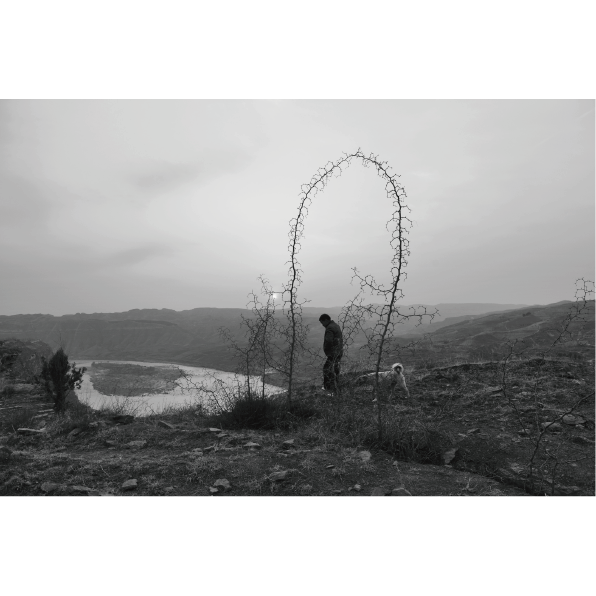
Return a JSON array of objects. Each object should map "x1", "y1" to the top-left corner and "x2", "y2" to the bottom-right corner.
[{"x1": 0, "y1": 99, "x2": 593, "y2": 315}]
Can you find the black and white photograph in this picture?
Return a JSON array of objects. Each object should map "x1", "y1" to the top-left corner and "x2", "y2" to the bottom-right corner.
[
  {"x1": 2, "y1": 99, "x2": 593, "y2": 499},
  {"x1": 1, "y1": 2, "x2": 594, "y2": 595}
]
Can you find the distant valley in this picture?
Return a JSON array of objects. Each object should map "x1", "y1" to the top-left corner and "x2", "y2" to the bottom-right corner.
[{"x1": 1, "y1": 301, "x2": 592, "y2": 372}]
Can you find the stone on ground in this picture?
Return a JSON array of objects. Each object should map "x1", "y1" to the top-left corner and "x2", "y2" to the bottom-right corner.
[
  {"x1": 391, "y1": 487, "x2": 412, "y2": 496},
  {"x1": 370, "y1": 487, "x2": 390, "y2": 496},
  {"x1": 540, "y1": 422, "x2": 562, "y2": 432},
  {"x1": 243, "y1": 442, "x2": 261, "y2": 450},
  {"x1": 41, "y1": 482, "x2": 60, "y2": 493},
  {"x1": 16, "y1": 428, "x2": 45, "y2": 435},
  {"x1": 124, "y1": 440, "x2": 147, "y2": 449},
  {"x1": 122, "y1": 479, "x2": 138, "y2": 491},
  {"x1": 442, "y1": 447, "x2": 459, "y2": 465},
  {"x1": 213, "y1": 478, "x2": 232, "y2": 492},
  {"x1": 269, "y1": 470, "x2": 288, "y2": 482},
  {"x1": 358, "y1": 450, "x2": 372, "y2": 462},
  {"x1": 71, "y1": 485, "x2": 95, "y2": 494}
]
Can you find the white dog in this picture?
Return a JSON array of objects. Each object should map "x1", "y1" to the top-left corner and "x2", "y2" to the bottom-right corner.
[{"x1": 357, "y1": 363, "x2": 410, "y2": 400}]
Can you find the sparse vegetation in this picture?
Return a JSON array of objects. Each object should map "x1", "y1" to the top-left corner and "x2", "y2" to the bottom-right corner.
[
  {"x1": 3, "y1": 407, "x2": 37, "y2": 433},
  {"x1": 38, "y1": 348, "x2": 86, "y2": 413}
]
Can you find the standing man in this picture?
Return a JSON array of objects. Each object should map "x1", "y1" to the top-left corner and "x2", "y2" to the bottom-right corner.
[{"x1": 319, "y1": 314, "x2": 343, "y2": 393}]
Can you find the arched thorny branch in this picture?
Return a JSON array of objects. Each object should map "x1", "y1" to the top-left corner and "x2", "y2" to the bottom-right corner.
[{"x1": 283, "y1": 149, "x2": 436, "y2": 420}]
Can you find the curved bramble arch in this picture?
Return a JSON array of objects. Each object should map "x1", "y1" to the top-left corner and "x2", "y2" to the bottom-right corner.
[{"x1": 281, "y1": 149, "x2": 418, "y2": 409}]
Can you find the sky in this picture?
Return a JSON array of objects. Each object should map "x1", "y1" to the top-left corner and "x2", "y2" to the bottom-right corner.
[{"x1": 0, "y1": 99, "x2": 593, "y2": 315}]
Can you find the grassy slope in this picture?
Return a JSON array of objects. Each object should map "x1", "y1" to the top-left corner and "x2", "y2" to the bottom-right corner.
[
  {"x1": 1, "y1": 300, "x2": 593, "y2": 497},
  {"x1": 1, "y1": 355, "x2": 593, "y2": 496}
]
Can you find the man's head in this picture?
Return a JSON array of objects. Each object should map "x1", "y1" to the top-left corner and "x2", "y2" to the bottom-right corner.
[{"x1": 319, "y1": 313, "x2": 331, "y2": 327}]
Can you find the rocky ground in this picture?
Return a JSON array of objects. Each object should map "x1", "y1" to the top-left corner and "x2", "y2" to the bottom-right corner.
[
  {"x1": 1, "y1": 355, "x2": 593, "y2": 497},
  {"x1": 0, "y1": 407, "x2": 526, "y2": 497}
]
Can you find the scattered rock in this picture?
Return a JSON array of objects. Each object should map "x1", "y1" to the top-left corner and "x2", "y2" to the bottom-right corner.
[
  {"x1": 282, "y1": 439, "x2": 295, "y2": 449},
  {"x1": 359, "y1": 450, "x2": 372, "y2": 462},
  {"x1": 485, "y1": 386, "x2": 502, "y2": 393},
  {"x1": 208, "y1": 428, "x2": 222, "y2": 433},
  {"x1": 213, "y1": 478, "x2": 232, "y2": 492},
  {"x1": 216, "y1": 433, "x2": 229, "y2": 439},
  {"x1": 243, "y1": 442, "x2": 262, "y2": 450},
  {"x1": 41, "y1": 482, "x2": 60, "y2": 493},
  {"x1": 349, "y1": 484, "x2": 362, "y2": 492},
  {"x1": 571, "y1": 436, "x2": 595, "y2": 446},
  {"x1": 209, "y1": 487, "x2": 219, "y2": 494},
  {"x1": 104, "y1": 439, "x2": 118, "y2": 447},
  {"x1": 370, "y1": 487, "x2": 390, "y2": 496},
  {"x1": 540, "y1": 422, "x2": 562, "y2": 432},
  {"x1": 67, "y1": 428, "x2": 82, "y2": 438},
  {"x1": 124, "y1": 440, "x2": 147, "y2": 449},
  {"x1": 442, "y1": 447, "x2": 459, "y2": 465},
  {"x1": 509, "y1": 463, "x2": 526, "y2": 475},
  {"x1": 157, "y1": 420, "x2": 175, "y2": 430},
  {"x1": 467, "y1": 428, "x2": 480, "y2": 434},
  {"x1": 190, "y1": 448, "x2": 203, "y2": 457},
  {"x1": 121, "y1": 479, "x2": 138, "y2": 491},
  {"x1": 164, "y1": 487, "x2": 175, "y2": 494},
  {"x1": 331, "y1": 489, "x2": 343, "y2": 495},
  {"x1": 562, "y1": 414, "x2": 586, "y2": 426},
  {"x1": 391, "y1": 487, "x2": 412, "y2": 496},
  {"x1": 325, "y1": 464, "x2": 335, "y2": 469},
  {"x1": 203, "y1": 445, "x2": 216, "y2": 453},
  {"x1": 112, "y1": 415, "x2": 134, "y2": 425},
  {"x1": 71, "y1": 485, "x2": 95, "y2": 495},
  {"x1": 88, "y1": 421, "x2": 99, "y2": 429},
  {"x1": 16, "y1": 428, "x2": 45, "y2": 435},
  {"x1": 269, "y1": 470, "x2": 289, "y2": 482}
]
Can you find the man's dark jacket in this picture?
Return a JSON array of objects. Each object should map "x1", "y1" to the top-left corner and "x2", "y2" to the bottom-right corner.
[{"x1": 323, "y1": 320, "x2": 343, "y2": 358}]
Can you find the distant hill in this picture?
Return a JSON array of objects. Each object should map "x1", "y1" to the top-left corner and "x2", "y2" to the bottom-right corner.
[
  {"x1": 393, "y1": 300, "x2": 595, "y2": 362},
  {"x1": 0, "y1": 309, "x2": 252, "y2": 372},
  {"x1": 1, "y1": 301, "x2": 584, "y2": 372},
  {"x1": 303, "y1": 303, "x2": 529, "y2": 334}
]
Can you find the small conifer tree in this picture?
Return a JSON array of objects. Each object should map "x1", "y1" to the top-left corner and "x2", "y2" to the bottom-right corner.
[{"x1": 39, "y1": 348, "x2": 86, "y2": 413}]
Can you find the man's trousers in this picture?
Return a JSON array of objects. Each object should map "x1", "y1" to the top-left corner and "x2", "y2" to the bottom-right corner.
[{"x1": 323, "y1": 354, "x2": 342, "y2": 391}]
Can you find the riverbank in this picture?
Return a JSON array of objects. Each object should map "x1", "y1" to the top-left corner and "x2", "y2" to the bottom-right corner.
[
  {"x1": 74, "y1": 360, "x2": 284, "y2": 416},
  {"x1": 1, "y1": 356, "x2": 593, "y2": 496}
]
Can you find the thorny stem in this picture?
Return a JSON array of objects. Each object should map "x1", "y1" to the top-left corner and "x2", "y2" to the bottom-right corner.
[{"x1": 284, "y1": 150, "x2": 435, "y2": 438}]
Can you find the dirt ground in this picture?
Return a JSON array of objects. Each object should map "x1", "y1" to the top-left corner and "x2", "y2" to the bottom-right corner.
[
  {"x1": 0, "y1": 410, "x2": 526, "y2": 497},
  {"x1": 1, "y1": 357, "x2": 593, "y2": 497}
]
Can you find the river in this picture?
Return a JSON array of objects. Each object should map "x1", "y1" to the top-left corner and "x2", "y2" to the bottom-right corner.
[{"x1": 74, "y1": 360, "x2": 285, "y2": 416}]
